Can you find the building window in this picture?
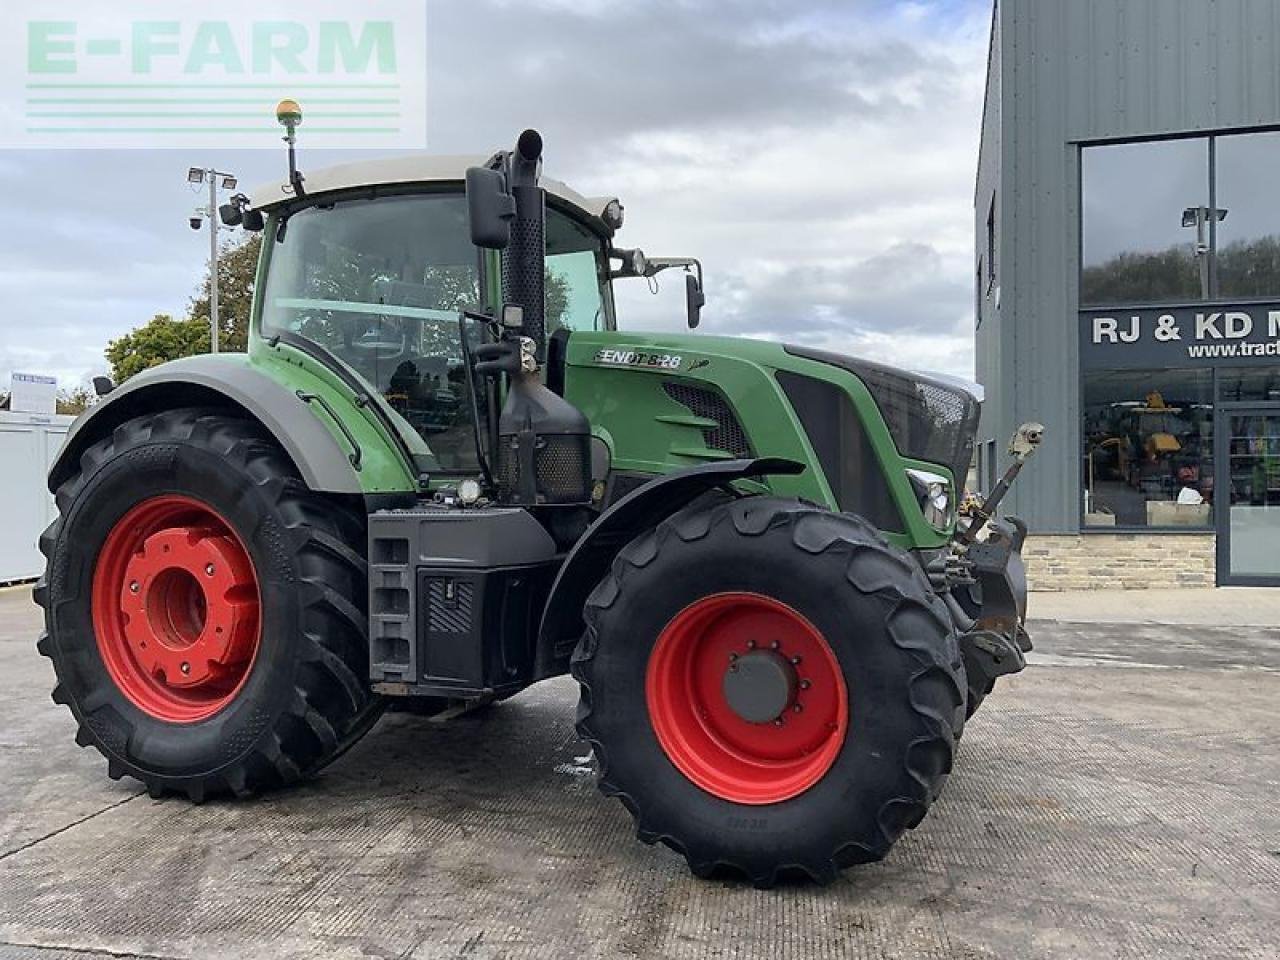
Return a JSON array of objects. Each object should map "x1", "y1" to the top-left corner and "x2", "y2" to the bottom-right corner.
[
  {"x1": 1082, "y1": 369, "x2": 1214, "y2": 528},
  {"x1": 1213, "y1": 132, "x2": 1280, "y2": 299},
  {"x1": 985, "y1": 196, "x2": 996, "y2": 294},
  {"x1": 1081, "y1": 130, "x2": 1280, "y2": 306},
  {"x1": 975, "y1": 257, "x2": 984, "y2": 328},
  {"x1": 1081, "y1": 138, "x2": 1209, "y2": 306},
  {"x1": 1218, "y1": 367, "x2": 1280, "y2": 402}
]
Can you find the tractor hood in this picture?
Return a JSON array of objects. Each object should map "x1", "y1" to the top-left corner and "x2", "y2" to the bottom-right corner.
[{"x1": 784, "y1": 344, "x2": 981, "y2": 491}]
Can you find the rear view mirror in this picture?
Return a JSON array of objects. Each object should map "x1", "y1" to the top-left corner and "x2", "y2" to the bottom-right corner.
[
  {"x1": 466, "y1": 166, "x2": 516, "y2": 249},
  {"x1": 685, "y1": 273, "x2": 705, "y2": 329}
]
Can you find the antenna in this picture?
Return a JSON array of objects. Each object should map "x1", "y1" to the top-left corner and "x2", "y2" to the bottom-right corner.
[{"x1": 276, "y1": 99, "x2": 306, "y2": 198}]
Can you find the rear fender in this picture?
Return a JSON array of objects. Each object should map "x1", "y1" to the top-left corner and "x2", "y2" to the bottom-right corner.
[
  {"x1": 535, "y1": 457, "x2": 804, "y2": 676},
  {"x1": 50, "y1": 356, "x2": 364, "y2": 495}
]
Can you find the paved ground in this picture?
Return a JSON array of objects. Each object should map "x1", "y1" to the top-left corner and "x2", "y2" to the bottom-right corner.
[
  {"x1": 1030, "y1": 586, "x2": 1280, "y2": 626},
  {"x1": 1, "y1": 584, "x2": 1277, "y2": 960}
]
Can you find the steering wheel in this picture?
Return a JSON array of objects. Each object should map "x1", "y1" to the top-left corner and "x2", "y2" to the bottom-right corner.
[{"x1": 349, "y1": 315, "x2": 409, "y2": 361}]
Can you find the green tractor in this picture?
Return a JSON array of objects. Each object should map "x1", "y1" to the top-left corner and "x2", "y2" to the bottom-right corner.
[{"x1": 35, "y1": 112, "x2": 1042, "y2": 886}]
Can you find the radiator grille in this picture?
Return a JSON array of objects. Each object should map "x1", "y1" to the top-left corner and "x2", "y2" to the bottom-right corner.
[{"x1": 662, "y1": 382, "x2": 753, "y2": 458}]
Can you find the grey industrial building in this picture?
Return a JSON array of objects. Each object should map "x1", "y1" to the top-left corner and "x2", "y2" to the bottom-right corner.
[{"x1": 976, "y1": 0, "x2": 1280, "y2": 587}]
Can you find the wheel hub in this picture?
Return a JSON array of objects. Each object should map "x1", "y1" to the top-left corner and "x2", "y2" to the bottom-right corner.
[
  {"x1": 722, "y1": 649, "x2": 796, "y2": 724},
  {"x1": 92, "y1": 495, "x2": 262, "y2": 723},
  {"x1": 645, "y1": 592, "x2": 849, "y2": 805},
  {"x1": 118, "y1": 526, "x2": 258, "y2": 688}
]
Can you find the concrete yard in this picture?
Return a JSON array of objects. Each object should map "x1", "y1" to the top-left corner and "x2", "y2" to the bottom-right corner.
[{"x1": 0, "y1": 584, "x2": 1276, "y2": 960}]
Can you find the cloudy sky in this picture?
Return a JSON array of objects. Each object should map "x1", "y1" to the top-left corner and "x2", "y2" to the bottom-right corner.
[{"x1": 0, "y1": 0, "x2": 990, "y2": 392}]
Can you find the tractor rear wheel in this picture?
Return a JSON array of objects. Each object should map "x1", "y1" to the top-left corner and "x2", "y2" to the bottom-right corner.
[
  {"x1": 34, "y1": 409, "x2": 382, "y2": 800},
  {"x1": 572, "y1": 498, "x2": 965, "y2": 886}
]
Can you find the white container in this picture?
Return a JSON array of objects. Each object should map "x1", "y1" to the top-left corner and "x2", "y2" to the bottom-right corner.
[{"x1": 0, "y1": 411, "x2": 75, "y2": 582}]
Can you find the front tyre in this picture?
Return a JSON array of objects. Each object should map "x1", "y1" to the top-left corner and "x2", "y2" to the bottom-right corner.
[
  {"x1": 572, "y1": 498, "x2": 965, "y2": 886},
  {"x1": 34, "y1": 409, "x2": 383, "y2": 801}
]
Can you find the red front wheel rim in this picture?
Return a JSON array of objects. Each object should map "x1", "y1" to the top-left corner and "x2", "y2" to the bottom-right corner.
[
  {"x1": 91, "y1": 495, "x2": 262, "y2": 723},
  {"x1": 645, "y1": 592, "x2": 849, "y2": 805}
]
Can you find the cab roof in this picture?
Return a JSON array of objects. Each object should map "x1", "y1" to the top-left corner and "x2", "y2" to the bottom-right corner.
[{"x1": 248, "y1": 154, "x2": 619, "y2": 234}]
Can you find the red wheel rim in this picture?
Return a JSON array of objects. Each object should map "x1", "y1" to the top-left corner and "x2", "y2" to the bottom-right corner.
[
  {"x1": 645, "y1": 592, "x2": 849, "y2": 805},
  {"x1": 91, "y1": 495, "x2": 262, "y2": 723}
]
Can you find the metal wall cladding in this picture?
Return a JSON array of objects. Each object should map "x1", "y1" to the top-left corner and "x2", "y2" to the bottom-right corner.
[
  {"x1": 0, "y1": 412, "x2": 73, "y2": 582},
  {"x1": 975, "y1": 0, "x2": 1280, "y2": 532}
]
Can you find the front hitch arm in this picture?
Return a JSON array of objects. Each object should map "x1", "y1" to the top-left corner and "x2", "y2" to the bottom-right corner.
[{"x1": 956, "y1": 422, "x2": 1044, "y2": 546}]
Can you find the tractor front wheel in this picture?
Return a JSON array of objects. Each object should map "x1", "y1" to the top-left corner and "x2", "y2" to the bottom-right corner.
[
  {"x1": 572, "y1": 498, "x2": 965, "y2": 886},
  {"x1": 34, "y1": 409, "x2": 382, "y2": 800}
]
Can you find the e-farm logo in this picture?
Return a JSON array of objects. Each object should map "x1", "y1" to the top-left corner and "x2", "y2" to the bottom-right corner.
[{"x1": 1, "y1": 1, "x2": 426, "y2": 149}]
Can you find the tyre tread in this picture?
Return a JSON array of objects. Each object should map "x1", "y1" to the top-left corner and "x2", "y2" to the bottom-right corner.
[
  {"x1": 34, "y1": 408, "x2": 383, "y2": 800},
  {"x1": 572, "y1": 498, "x2": 964, "y2": 886}
]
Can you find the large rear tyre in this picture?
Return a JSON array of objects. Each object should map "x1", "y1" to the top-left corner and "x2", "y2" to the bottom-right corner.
[
  {"x1": 572, "y1": 498, "x2": 966, "y2": 886},
  {"x1": 34, "y1": 409, "x2": 383, "y2": 801}
]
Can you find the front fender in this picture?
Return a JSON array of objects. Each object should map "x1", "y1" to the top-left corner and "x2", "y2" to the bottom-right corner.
[
  {"x1": 51, "y1": 355, "x2": 364, "y2": 494},
  {"x1": 535, "y1": 457, "x2": 804, "y2": 676}
]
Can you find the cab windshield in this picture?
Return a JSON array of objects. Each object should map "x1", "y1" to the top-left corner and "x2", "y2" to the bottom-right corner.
[{"x1": 259, "y1": 191, "x2": 611, "y2": 472}]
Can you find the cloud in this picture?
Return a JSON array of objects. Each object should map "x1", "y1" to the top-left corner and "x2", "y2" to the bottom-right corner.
[{"x1": 0, "y1": 0, "x2": 989, "y2": 392}]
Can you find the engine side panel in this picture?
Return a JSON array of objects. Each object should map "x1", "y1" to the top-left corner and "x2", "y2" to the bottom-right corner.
[{"x1": 560, "y1": 329, "x2": 949, "y2": 550}]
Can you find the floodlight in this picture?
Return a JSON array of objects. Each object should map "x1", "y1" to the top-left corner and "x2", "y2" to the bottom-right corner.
[
  {"x1": 187, "y1": 167, "x2": 205, "y2": 184},
  {"x1": 221, "y1": 175, "x2": 238, "y2": 190}
]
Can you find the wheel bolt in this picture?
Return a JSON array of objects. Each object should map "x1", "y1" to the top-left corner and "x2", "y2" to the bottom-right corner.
[
  {"x1": 773, "y1": 717, "x2": 785, "y2": 727},
  {"x1": 770, "y1": 640, "x2": 780, "y2": 650},
  {"x1": 129, "y1": 581, "x2": 140, "y2": 594},
  {"x1": 793, "y1": 703, "x2": 804, "y2": 713},
  {"x1": 790, "y1": 656, "x2": 802, "y2": 665},
  {"x1": 746, "y1": 639, "x2": 756, "y2": 649},
  {"x1": 728, "y1": 652, "x2": 738, "y2": 662},
  {"x1": 180, "y1": 662, "x2": 191, "y2": 675},
  {"x1": 800, "y1": 679, "x2": 812, "y2": 690},
  {"x1": 204, "y1": 563, "x2": 215, "y2": 576}
]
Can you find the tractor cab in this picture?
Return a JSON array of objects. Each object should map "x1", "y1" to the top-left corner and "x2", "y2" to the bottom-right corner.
[{"x1": 245, "y1": 158, "x2": 622, "y2": 475}]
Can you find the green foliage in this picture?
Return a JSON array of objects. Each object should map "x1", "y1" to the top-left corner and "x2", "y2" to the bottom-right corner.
[
  {"x1": 188, "y1": 233, "x2": 262, "y2": 353},
  {"x1": 56, "y1": 387, "x2": 93, "y2": 416},
  {"x1": 1215, "y1": 235, "x2": 1280, "y2": 298},
  {"x1": 1081, "y1": 245, "x2": 1200, "y2": 304},
  {"x1": 105, "y1": 234, "x2": 260, "y2": 384},
  {"x1": 545, "y1": 269, "x2": 570, "y2": 331},
  {"x1": 1082, "y1": 234, "x2": 1280, "y2": 304},
  {"x1": 106, "y1": 314, "x2": 211, "y2": 383}
]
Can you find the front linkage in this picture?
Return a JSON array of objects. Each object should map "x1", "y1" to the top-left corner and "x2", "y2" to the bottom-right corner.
[{"x1": 930, "y1": 423, "x2": 1045, "y2": 716}]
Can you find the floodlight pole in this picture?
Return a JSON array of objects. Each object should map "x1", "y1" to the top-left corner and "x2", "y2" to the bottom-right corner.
[
  {"x1": 207, "y1": 173, "x2": 220, "y2": 353},
  {"x1": 190, "y1": 166, "x2": 238, "y2": 354}
]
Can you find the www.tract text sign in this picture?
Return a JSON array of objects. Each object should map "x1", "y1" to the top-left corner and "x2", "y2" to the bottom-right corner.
[
  {"x1": 1079, "y1": 303, "x2": 1280, "y2": 369},
  {"x1": 0, "y1": 1, "x2": 427, "y2": 149}
]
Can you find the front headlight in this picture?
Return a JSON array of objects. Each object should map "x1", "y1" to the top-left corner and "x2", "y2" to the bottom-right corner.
[{"x1": 906, "y1": 469, "x2": 954, "y2": 530}]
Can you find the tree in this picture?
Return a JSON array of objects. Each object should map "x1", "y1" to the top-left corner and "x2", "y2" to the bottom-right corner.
[
  {"x1": 106, "y1": 314, "x2": 211, "y2": 383},
  {"x1": 106, "y1": 233, "x2": 261, "y2": 384},
  {"x1": 56, "y1": 388, "x2": 93, "y2": 416},
  {"x1": 1081, "y1": 234, "x2": 1280, "y2": 303},
  {"x1": 188, "y1": 233, "x2": 263, "y2": 353}
]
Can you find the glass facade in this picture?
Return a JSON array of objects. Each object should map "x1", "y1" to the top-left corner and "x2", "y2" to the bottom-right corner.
[
  {"x1": 1213, "y1": 132, "x2": 1280, "y2": 299},
  {"x1": 1082, "y1": 369, "x2": 1214, "y2": 528},
  {"x1": 1082, "y1": 138, "x2": 1207, "y2": 306},
  {"x1": 1079, "y1": 129, "x2": 1280, "y2": 578},
  {"x1": 1081, "y1": 131, "x2": 1280, "y2": 306}
]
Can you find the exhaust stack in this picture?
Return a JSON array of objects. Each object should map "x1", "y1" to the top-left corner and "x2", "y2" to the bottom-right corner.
[{"x1": 500, "y1": 130, "x2": 548, "y2": 362}]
